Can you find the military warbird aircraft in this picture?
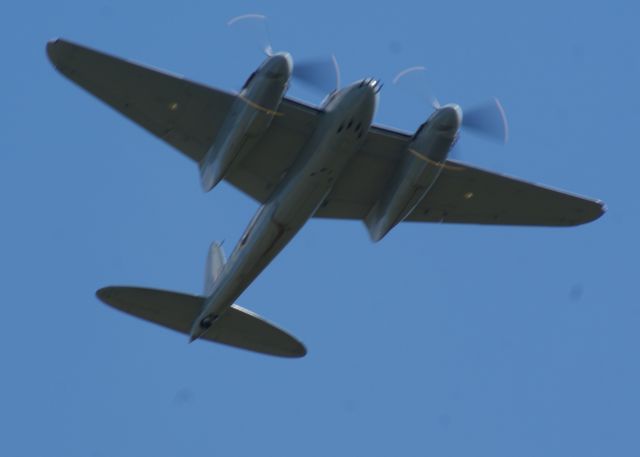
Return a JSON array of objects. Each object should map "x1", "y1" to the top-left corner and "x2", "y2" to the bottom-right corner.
[{"x1": 47, "y1": 30, "x2": 604, "y2": 357}]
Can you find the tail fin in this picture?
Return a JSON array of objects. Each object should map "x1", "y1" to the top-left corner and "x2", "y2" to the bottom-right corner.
[{"x1": 204, "y1": 242, "x2": 226, "y2": 295}]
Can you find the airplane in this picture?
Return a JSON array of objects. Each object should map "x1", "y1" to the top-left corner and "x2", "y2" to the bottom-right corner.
[{"x1": 46, "y1": 38, "x2": 604, "y2": 358}]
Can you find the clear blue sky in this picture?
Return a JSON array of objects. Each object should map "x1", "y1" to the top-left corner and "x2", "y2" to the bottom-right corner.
[{"x1": 1, "y1": 1, "x2": 638, "y2": 456}]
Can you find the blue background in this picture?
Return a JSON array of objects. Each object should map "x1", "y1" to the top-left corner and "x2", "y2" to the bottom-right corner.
[{"x1": 1, "y1": 1, "x2": 637, "y2": 456}]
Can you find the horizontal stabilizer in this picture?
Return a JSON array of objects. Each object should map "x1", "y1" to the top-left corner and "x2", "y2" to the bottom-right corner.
[{"x1": 96, "y1": 286, "x2": 306, "y2": 358}]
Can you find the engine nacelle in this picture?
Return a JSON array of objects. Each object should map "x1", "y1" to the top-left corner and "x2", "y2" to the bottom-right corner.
[
  {"x1": 199, "y1": 53, "x2": 292, "y2": 192},
  {"x1": 364, "y1": 105, "x2": 461, "y2": 241}
]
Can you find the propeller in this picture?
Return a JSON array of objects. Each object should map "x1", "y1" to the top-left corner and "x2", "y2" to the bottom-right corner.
[
  {"x1": 227, "y1": 14, "x2": 273, "y2": 56},
  {"x1": 228, "y1": 14, "x2": 340, "y2": 94},
  {"x1": 462, "y1": 98, "x2": 509, "y2": 144},
  {"x1": 392, "y1": 66, "x2": 509, "y2": 144},
  {"x1": 290, "y1": 55, "x2": 340, "y2": 94}
]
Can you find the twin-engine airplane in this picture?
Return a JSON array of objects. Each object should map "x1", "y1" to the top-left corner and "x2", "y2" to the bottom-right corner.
[{"x1": 47, "y1": 38, "x2": 604, "y2": 358}]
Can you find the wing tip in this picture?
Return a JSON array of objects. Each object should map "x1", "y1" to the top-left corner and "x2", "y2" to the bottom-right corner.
[
  {"x1": 596, "y1": 199, "x2": 607, "y2": 218},
  {"x1": 45, "y1": 38, "x2": 62, "y2": 65},
  {"x1": 587, "y1": 199, "x2": 606, "y2": 223},
  {"x1": 95, "y1": 286, "x2": 134, "y2": 312},
  {"x1": 95, "y1": 285, "x2": 117, "y2": 304},
  {"x1": 569, "y1": 198, "x2": 606, "y2": 226},
  {"x1": 46, "y1": 38, "x2": 73, "y2": 72},
  {"x1": 280, "y1": 340, "x2": 308, "y2": 358}
]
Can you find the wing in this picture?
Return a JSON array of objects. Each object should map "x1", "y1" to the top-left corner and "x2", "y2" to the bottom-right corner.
[
  {"x1": 47, "y1": 39, "x2": 603, "y2": 226},
  {"x1": 403, "y1": 160, "x2": 605, "y2": 226},
  {"x1": 47, "y1": 38, "x2": 236, "y2": 162},
  {"x1": 315, "y1": 126, "x2": 605, "y2": 226},
  {"x1": 46, "y1": 38, "x2": 319, "y2": 201}
]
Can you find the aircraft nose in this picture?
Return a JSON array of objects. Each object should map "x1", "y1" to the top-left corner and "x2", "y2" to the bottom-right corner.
[
  {"x1": 356, "y1": 78, "x2": 381, "y2": 109},
  {"x1": 358, "y1": 78, "x2": 383, "y2": 93}
]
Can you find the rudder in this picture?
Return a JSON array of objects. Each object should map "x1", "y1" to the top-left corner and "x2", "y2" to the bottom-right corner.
[{"x1": 204, "y1": 241, "x2": 226, "y2": 295}]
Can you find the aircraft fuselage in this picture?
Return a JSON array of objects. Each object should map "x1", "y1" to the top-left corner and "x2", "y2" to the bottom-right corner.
[{"x1": 190, "y1": 79, "x2": 380, "y2": 341}]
